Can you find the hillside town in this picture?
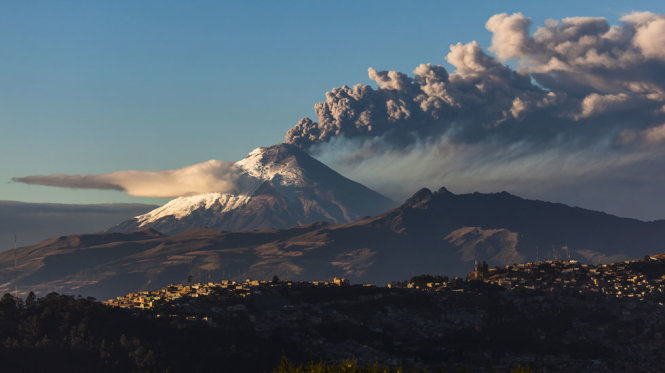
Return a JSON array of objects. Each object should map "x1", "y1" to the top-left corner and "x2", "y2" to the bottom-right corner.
[
  {"x1": 103, "y1": 277, "x2": 350, "y2": 310},
  {"x1": 99, "y1": 256, "x2": 665, "y2": 371},
  {"x1": 467, "y1": 255, "x2": 665, "y2": 303},
  {"x1": 106, "y1": 255, "x2": 665, "y2": 311}
]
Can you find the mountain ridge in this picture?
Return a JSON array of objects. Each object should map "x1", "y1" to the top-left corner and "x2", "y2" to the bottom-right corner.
[{"x1": 4, "y1": 187, "x2": 665, "y2": 299}]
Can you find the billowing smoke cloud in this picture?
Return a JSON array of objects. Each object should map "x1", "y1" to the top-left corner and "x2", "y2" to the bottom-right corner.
[
  {"x1": 13, "y1": 160, "x2": 250, "y2": 198},
  {"x1": 285, "y1": 11, "x2": 665, "y2": 220},
  {"x1": 286, "y1": 43, "x2": 564, "y2": 149},
  {"x1": 286, "y1": 12, "x2": 665, "y2": 149}
]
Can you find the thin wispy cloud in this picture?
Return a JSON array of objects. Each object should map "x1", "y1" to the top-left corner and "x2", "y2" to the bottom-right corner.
[{"x1": 13, "y1": 160, "x2": 249, "y2": 198}]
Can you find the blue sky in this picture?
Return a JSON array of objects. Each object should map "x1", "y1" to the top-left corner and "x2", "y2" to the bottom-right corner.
[{"x1": 2, "y1": 0, "x2": 665, "y2": 206}]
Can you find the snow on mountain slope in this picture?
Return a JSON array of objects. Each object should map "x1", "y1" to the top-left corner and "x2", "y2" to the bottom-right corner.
[
  {"x1": 108, "y1": 143, "x2": 397, "y2": 234},
  {"x1": 235, "y1": 146, "x2": 306, "y2": 186},
  {"x1": 134, "y1": 193, "x2": 252, "y2": 226}
]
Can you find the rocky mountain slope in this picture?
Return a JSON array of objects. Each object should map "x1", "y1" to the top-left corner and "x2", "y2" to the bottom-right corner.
[
  {"x1": 108, "y1": 143, "x2": 397, "y2": 234},
  {"x1": 3, "y1": 187, "x2": 665, "y2": 299}
]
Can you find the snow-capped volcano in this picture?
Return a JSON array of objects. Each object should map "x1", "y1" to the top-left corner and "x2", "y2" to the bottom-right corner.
[
  {"x1": 234, "y1": 145, "x2": 309, "y2": 186},
  {"x1": 108, "y1": 143, "x2": 397, "y2": 234}
]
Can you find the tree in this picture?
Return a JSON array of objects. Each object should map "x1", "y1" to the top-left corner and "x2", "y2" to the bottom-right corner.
[
  {"x1": 25, "y1": 292, "x2": 36, "y2": 309},
  {"x1": 272, "y1": 275, "x2": 280, "y2": 283}
]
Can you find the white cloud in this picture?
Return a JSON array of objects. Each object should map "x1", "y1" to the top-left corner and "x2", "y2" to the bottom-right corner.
[
  {"x1": 622, "y1": 12, "x2": 665, "y2": 60},
  {"x1": 486, "y1": 12, "x2": 531, "y2": 61},
  {"x1": 575, "y1": 93, "x2": 631, "y2": 119},
  {"x1": 14, "y1": 160, "x2": 249, "y2": 198}
]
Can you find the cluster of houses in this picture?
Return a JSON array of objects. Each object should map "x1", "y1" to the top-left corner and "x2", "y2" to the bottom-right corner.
[
  {"x1": 103, "y1": 277, "x2": 350, "y2": 309},
  {"x1": 105, "y1": 256, "x2": 665, "y2": 310},
  {"x1": 467, "y1": 256, "x2": 665, "y2": 302},
  {"x1": 98, "y1": 257, "x2": 665, "y2": 371}
]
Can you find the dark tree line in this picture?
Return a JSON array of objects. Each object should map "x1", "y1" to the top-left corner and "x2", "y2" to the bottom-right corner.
[{"x1": 0, "y1": 292, "x2": 279, "y2": 372}]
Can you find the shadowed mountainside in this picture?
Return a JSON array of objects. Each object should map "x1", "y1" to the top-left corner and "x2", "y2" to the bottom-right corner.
[{"x1": 2, "y1": 187, "x2": 665, "y2": 299}]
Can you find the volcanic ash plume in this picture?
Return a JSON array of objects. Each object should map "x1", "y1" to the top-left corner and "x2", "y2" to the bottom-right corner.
[{"x1": 284, "y1": 12, "x2": 665, "y2": 220}]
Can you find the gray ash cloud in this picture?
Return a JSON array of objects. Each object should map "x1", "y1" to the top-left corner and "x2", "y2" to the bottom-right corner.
[
  {"x1": 285, "y1": 12, "x2": 665, "y2": 220},
  {"x1": 285, "y1": 12, "x2": 665, "y2": 150}
]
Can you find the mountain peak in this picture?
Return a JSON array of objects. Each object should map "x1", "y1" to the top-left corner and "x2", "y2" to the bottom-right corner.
[
  {"x1": 404, "y1": 188, "x2": 434, "y2": 207},
  {"x1": 246, "y1": 142, "x2": 302, "y2": 157},
  {"x1": 235, "y1": 143, "x2": 309, "y2": 187},
  {"x1": 437, "y1": 186, "x2": 453, "y2": 195},
  {"x1": 241, "y1": 143, "x2": 302, "y2": 167}
]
